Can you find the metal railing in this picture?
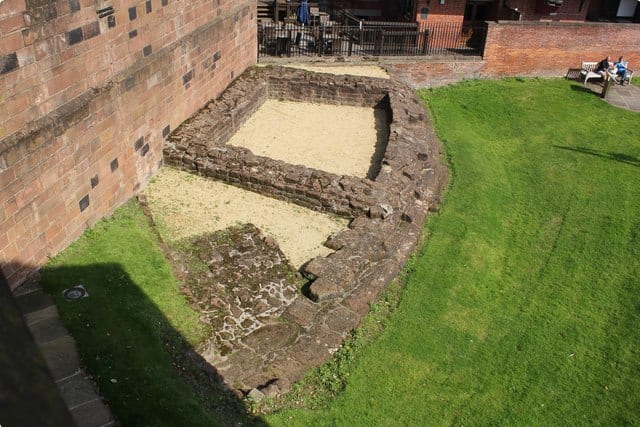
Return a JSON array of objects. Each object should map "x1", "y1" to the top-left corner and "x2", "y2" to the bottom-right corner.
[{"x1": 257, "y1": 21, "x2": 487, "y2": 58}]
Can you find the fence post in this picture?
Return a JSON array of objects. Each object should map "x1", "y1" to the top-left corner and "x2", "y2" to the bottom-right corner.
[
  {"x1": 376, "y1": 29, "x2": 385, "y2": 56},
  {"x1": 422, "y1": 29, "x2": 429, "y2": 55},
  {"x1": 601, "y1": 74, "x2": 614, "y2": 99}
]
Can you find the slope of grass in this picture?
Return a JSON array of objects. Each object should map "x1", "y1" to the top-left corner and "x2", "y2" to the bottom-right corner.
[
  {"x1": 267, "y1": 78, "x2": 640, "y2": 425},
  {"x1": 40, "y1": 78, "x2": 640, "y2": 425}
]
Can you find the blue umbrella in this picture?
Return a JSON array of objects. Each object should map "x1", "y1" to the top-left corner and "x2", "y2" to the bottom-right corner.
[{"x1": 297, "y1": 0, "x2": 309, "y2": 25}]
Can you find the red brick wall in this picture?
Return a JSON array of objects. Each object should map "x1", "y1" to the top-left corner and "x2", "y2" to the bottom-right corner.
[
  {"x1": 1, "y1": 0, "x2": 253, "y2": 138},
  {"x1": 507, "y1": 0, "x2": 589, "y2": 21},
  {"x1": 415, "y1": 0, "x2": 465, "y2": 25},
  {"x1": 386, "y1": 59, "x2": 485, "y2": 88},
  {"x1": 482, "y1": 21, "x2": 640, "y2": 77},
  {"x1": 1, "y1": 0, "x2": 256, "y2": 289},
  {"x1": 385, "y1": 21, "x2": 640, "y2": 87}
]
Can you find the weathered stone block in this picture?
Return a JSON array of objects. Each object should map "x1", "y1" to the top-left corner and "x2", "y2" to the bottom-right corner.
[
  {"x1": 289, "y1": 326, "x2": 342, "y2": 366},
  {"x1": 282, "y1": 296, "x2": 318, "y2": 326},
  {"x1": 324, "y1": 304, "x2": 361, "y2": 335}
]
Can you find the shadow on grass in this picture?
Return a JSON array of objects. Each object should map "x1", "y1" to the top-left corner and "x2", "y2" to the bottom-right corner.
[
  {"x1": 569, "y1": 83, "x2": 602, "y2": 96},
  {"x1": 554, "y1": 145, "x2": 640, "y2": 167},
  {"x1": 38, "y1": 262, "x2": 267, "y2": 427}
]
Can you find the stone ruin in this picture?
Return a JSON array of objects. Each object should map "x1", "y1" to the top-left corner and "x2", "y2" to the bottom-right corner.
[{"x1": 162, "y1": 65, "x2": 447, "y2": 397}]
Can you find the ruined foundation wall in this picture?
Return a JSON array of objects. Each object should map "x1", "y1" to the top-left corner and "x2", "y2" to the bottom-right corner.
[
  {"x1": 0, "y1": 0, "x2": 257, "y2": 289},
  {"x1": 166, "y1": 68, "x2": 391, "y2": 217},
  {"x1": 164, "y1": 67, "x2": 448, "y2": 393}
]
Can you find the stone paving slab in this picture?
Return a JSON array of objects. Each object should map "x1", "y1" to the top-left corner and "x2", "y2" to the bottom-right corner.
[
  {"x1": 40, "y1": 335, "x2": 82, "y2": 381},
  {"x1": 605, "y1": 83, "x2": 640, "y2": 112},
  {"x1": 15, "y1": 289, "x2": 55, "y2": 315},
  {"x1": 24, "y1": 304, "x2": 59, "y2": 327},
  {"x1": 581, "y1": 79, "x2": 640, "y2": 112},
  {"x1": 13, "y1": 282, "x2": 117, "y2": 427},
  {"x1": 58, "y1": 372, "x2": 104, "y2": 410},
  {"x1": 0, "y1": 276, "x2": 75, "y2": 426},
  {"x1": 29, "y1": 316, "x2": 70, "y2": 346},
  {"x1": 70, "y1": 399, "x2": 116, "y2": 427}
]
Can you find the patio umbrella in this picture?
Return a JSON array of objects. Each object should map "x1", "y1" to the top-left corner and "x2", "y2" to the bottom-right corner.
[{"x1": 297, "y1": 0, "x2": 309, "y2": 25}]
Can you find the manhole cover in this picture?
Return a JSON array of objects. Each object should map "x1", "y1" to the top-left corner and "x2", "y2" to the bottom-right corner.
[{"x1": 63, "y1": 285, "x2": 89, "y2": 301}]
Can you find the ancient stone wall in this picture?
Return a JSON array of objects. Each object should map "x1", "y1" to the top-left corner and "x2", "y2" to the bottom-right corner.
[
  {"x1": 166, "y1": 69, "x2": 390, "y2": 217},
  {"x1": 164, "y1": 66, "x2": 448, "y2": 394},
  {"x1": 384, "y1": 58, "x2": 485, "y2": 88},
  {"x1": 0, "y1": 0, "x2": 257, "y2": 289}
]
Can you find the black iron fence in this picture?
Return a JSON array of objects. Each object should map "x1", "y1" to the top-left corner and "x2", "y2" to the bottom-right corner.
[{"x1": 257, "y1": 21, "x2": 487, "y2": 59}]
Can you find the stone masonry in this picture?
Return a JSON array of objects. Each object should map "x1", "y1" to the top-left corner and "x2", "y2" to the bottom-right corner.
[{"x1": 163, "y1": 66, "x2": 448, "y2": 396}]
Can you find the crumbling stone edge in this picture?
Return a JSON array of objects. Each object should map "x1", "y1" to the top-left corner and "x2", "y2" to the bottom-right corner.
[{"x1": 163, "y1": 65, "x2": 448, "y2": 397}]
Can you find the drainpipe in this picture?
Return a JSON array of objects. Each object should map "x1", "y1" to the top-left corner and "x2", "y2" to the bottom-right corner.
[{"x1": 497, "y1": 0, "x2": 506, "y2": 21}]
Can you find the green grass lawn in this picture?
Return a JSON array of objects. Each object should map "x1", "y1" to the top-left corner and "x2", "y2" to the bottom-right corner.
[
  {"x1": 41, "y1": 78, "x2": 640, "y2": 425},
  {"x1": 266, "y1": 78, "x2": 640, "y2": 425}
]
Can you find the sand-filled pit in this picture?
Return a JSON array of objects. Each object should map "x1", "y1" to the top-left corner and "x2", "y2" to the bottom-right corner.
[
  {"x1": 281, "y1": 64, "x2": 391, "y2": 79},
  {"x1": 143, "y1": 168, "x2": 348, "y2": 269},
  {"x1": 226, "y1": 99, "x2": 388, "y2": 178}
]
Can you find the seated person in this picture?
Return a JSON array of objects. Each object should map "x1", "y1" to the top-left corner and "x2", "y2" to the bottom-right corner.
[
  {"x1": 614, "y1": 56, "x2": 629, "y2": 85},
  {"x1": 595, "y1": 56, "x2": 612, "y2": 79}
]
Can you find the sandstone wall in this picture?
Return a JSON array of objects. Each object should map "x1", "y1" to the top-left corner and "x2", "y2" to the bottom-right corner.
[
  {"x1": 0, "y1": 0, "x2": 257, "y2": 289},
  {"x1": 163, "y1": 67, "x2": 449, "y2": 392},
  {"x1": 166, "y1": 68, "x2": 393, "y2": 219}
]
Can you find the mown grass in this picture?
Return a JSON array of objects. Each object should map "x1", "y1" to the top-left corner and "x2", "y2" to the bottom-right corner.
[
  {"x1": 41, "y1": 78, "x2": 640, "y2": 425},
  {"x1": 40, "y1": 201, "x2": 262, "y2": 426},
  {"x1": 266, "y1": 78, "x2": 640, "y2": 425}
]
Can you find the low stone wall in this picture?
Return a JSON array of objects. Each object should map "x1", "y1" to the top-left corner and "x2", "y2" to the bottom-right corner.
[
  {"x1": 384, "y1": 58, "x2": 485, "y2": 88},
  {"x1": 164, "y1": 66, "x2": 447, "y2": 395}
]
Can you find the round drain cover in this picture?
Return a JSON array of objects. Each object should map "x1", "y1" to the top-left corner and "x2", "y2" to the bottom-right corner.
[{"x1": 63, "y1": 285, "x2": 88, "y2": 301}]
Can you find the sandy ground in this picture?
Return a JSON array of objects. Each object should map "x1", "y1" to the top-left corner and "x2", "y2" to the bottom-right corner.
[
  {"x1": 227, "y1": 99, "x2": 388, "y2": 178},
  {"x1": 281, "y1": 63, "x2": 390, "y2": 79},
  {"x1": 143, "y1": 168, "x2": 348, "y2": 269}
]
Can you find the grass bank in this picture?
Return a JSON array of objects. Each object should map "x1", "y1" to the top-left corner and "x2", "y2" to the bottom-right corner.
[
  {"x1": 266, "y1": 78, "x2": 640, "y2": 425},
  {"x1": 41, "y1": 78, "x2": 640, "y2": 425}
]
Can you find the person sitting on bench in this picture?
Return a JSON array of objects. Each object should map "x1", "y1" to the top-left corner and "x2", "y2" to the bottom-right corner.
[
  {"x1": 595, "y1": 56, "x2": 612, "y2": 79},
  {"x1": 614, "y1": 56, "x2": 629, "y2": 85}
]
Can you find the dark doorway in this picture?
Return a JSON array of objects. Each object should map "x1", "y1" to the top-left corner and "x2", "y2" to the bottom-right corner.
[{"x1": 464, "y1": 0, "x2": 493, "y2": 29}]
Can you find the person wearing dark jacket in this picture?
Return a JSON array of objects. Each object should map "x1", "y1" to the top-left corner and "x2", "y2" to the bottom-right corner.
[{"x1": 595, "y1": 56, "x2": 612, "y2": 79}]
